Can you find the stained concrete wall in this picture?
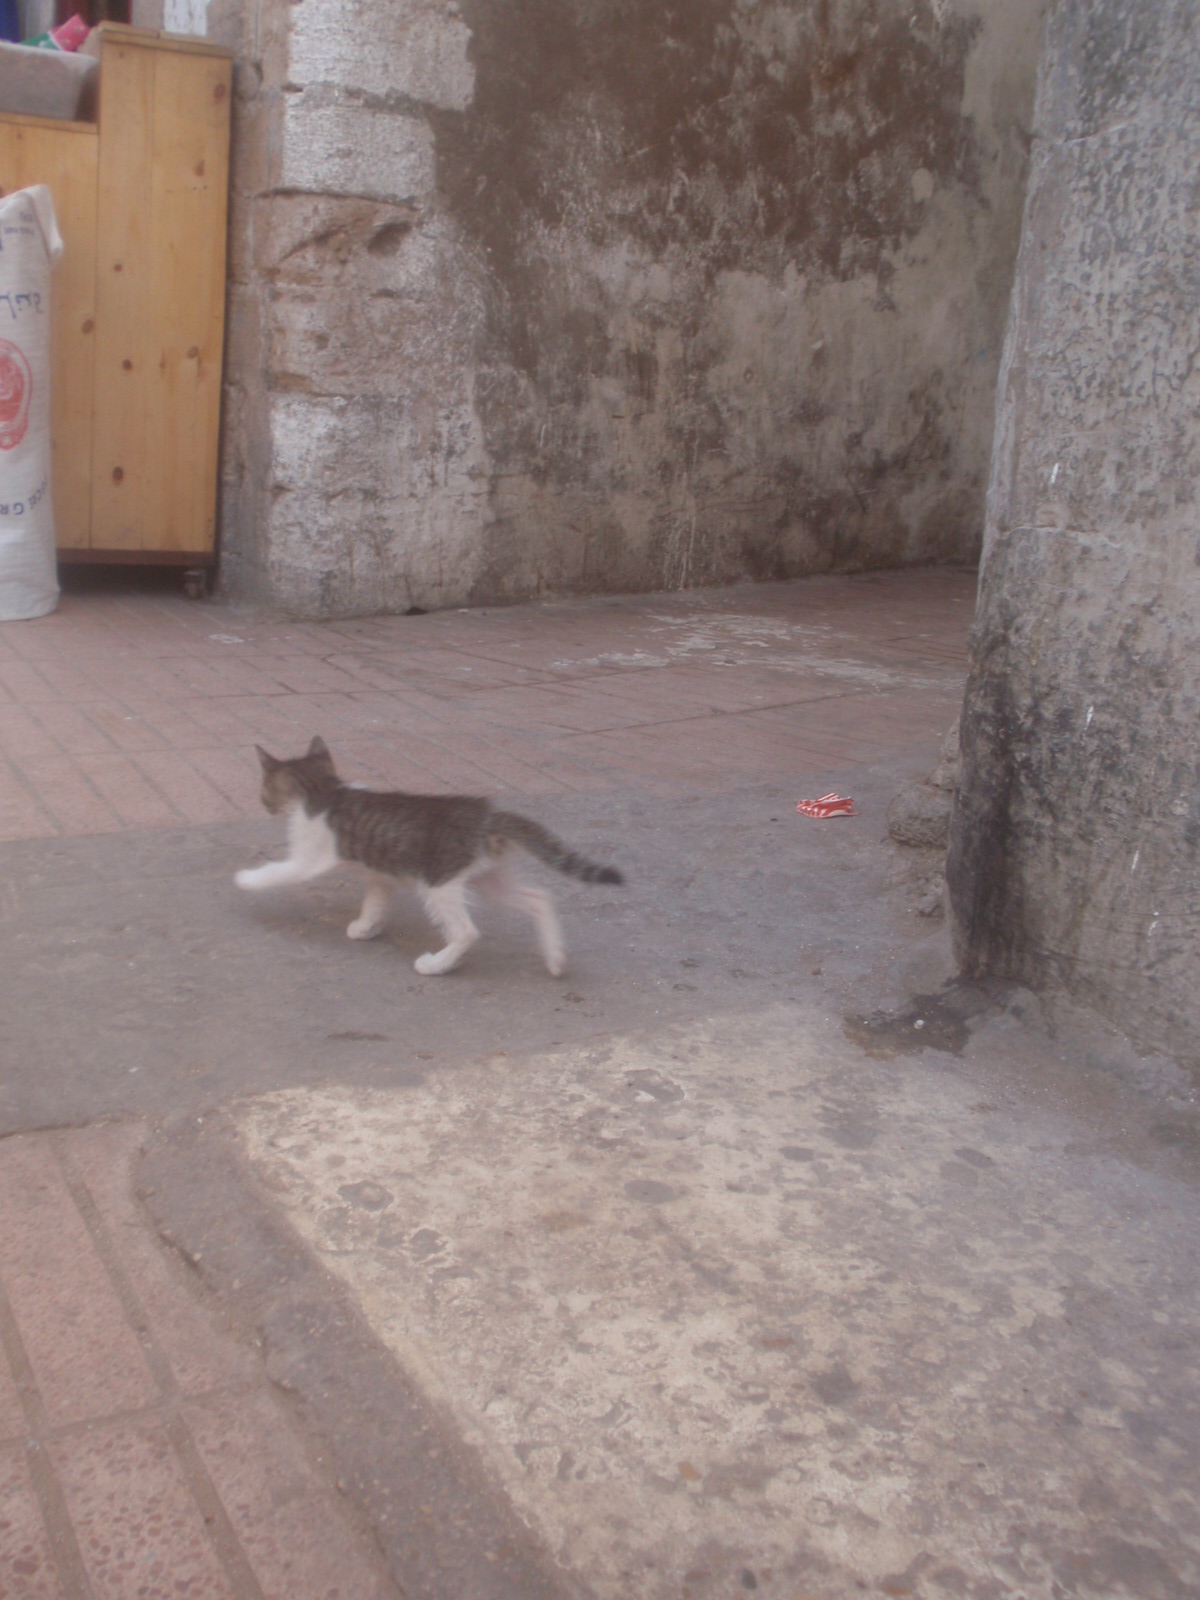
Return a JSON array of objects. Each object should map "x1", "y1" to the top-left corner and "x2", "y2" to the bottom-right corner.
[
  {"x1": 948, "y1": 0, "x2": 1200, "y2": 1061},
  {"x1": 210, "y1": 0, "x2": 1041, "y2": 615}
]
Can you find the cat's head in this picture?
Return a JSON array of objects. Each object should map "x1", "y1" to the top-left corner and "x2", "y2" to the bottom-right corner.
[{"x1": 253, "y1": 735, "x2": 337, "y2": 813}]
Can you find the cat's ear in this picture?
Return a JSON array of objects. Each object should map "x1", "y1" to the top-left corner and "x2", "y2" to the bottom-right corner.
[
  {"x1": 254, "y1": 744, "x2": 280, "y2": 773},
  {"x1": 307, "y1": 735, "x2": 332, "y2": 763}
]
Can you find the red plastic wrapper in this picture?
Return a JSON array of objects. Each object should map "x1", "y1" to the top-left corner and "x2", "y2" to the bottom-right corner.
[{"x1": 796, "y1": 792, "x2": 855, "y2": 818}]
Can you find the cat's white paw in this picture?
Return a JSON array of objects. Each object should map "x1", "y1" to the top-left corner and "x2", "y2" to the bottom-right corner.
[
  {"x1": 545, "y1": 948, "x2": 566, "y2": 977},
  {"x1": 415, "y1": 949, "x2": 466, "y2": 975},
  {"x1": 235, "y1": 868, "x2": 260, "y2": 890},
  {"x1": 347, "y1": 917, "x2": 383, "y2": 941}
]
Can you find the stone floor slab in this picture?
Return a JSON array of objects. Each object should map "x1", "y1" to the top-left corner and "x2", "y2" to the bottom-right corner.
[{"x1": 237, "y1": 1008, "x2": 1200, "y2": 1600}]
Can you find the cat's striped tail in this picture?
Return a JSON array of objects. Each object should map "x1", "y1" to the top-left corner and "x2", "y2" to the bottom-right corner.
[{"x1": 489, "y1": 811, "x2": 624, "y2": 885}]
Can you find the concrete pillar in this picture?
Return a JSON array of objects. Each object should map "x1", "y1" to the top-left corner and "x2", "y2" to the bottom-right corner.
[{"x1": 948, "y1": 0, "x2": 1200, "y2": 1058}]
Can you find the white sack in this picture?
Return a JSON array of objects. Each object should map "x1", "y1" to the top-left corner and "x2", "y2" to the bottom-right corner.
[{"x1": 0, "y1": 184, "x2": 62, "y2": 621}]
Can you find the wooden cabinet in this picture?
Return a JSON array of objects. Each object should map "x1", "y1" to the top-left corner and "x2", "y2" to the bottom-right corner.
[{"x1": 0, "y1": 24, "x2": 231, "y2": 578}]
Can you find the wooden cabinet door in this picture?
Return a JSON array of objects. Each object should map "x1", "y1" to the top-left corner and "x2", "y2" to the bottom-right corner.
[{"x1": 89, "y1": 29, "x2": 230, "y2": 557}]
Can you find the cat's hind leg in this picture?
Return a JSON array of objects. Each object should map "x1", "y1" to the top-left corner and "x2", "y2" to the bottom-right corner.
[
  {"x1": 347, "y1": 874, "x2": 394, "y2": 940},
  {"x1": 474, "y1": 864, "x2": 565, "y2": 975},
  {"x1": 415, "y1": 876, "x2": 479, "y2": 975}
]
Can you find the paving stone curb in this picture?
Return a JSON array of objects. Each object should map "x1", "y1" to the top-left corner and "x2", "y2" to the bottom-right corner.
[{"x1": 140, "y1": 1110, "x2": 586, "y2": 1600}]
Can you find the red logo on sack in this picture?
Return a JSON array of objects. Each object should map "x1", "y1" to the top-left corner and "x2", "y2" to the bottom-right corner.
[{"x1": 0, "y1": 340, "x2": 33, "y2": 451}]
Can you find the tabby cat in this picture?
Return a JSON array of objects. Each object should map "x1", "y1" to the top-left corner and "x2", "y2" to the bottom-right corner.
[{"x1": 235, "y1": 737, "x2": 623, "y2": 976}]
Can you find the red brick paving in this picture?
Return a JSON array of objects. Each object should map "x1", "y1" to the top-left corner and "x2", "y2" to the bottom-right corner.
[
  {"x1": 0, "y1": 570, "x2": 974, "y2": 843},
  {"x1": 0, "y1": 1126, "x2": 398, "y2": 1600}
]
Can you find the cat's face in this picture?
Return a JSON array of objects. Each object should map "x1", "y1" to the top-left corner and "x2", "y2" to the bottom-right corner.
[{"x1": 253, "y1": 736, "x2": 336, "y2": 813}]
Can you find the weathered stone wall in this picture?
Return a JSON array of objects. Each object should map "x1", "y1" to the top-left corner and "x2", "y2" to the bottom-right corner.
[
  {"x1": 948, "y1": 0, "x2": 1200, "y2": 1060},
  {"x1": 212, "y1": 0, "x2": 1042, "y2": 615}
]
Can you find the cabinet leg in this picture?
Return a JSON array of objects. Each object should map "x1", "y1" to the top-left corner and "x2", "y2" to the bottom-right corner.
[{"x1": 182, "y1": 568, "x2": 209, "y2": 600}]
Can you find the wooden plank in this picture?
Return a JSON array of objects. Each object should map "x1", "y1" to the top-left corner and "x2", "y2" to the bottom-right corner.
[
  {"x1": 90, "y1": 35, "x2": 230, "y2": 556},
  {"x1": 58, "y1": 546, "x2": 213, "y2": 565},
  {"x1": 86, "y1": 22, "x2": 234, "y2": 61},
  {"x1": 90, "y1": 37, "x2": 155, "y2": 551},
  {"x1": 0, "y1": 118, "x2": 98, "y2": 550},
  {"x1": 0, "y1": 110, "x2": 94, "y2": 135},
  {"x1": 144, "y1": 46, "x2": 231, "y2": 553}
]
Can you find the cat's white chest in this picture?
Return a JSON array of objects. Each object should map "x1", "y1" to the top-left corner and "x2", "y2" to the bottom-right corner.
[{"x1": 287, "y1": 805, "x2": 340, "y2": 868}]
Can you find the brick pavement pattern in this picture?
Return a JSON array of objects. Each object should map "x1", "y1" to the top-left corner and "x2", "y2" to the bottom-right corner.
[
  {"x1": 0, "y1": 570, "x2": 974, "y2": 1596},
  {"x1": 0, "y1": 570, "x2": 973, "y2": 844},
  {"x1": 0, "y1": 1125, "x2": 397, "y2": 1600}
]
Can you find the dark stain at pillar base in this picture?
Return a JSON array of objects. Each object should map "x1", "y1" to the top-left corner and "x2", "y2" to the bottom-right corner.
[{"x1": 844, "y1": 980, "x2": 1016, "y2": 1059}]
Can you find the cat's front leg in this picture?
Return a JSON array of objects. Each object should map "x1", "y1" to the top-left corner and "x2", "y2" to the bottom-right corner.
[
  {"x1": 347, "y1": 876, "x2": 393, "y2": 940},
  {"x1": 237, "y1": 811, "x2": 339, "y2": 891},
  {"x1": 236, "y1": 830, "x2": 338, "y2": 892},
  {"x1": 235, "y1": 860, "x2": 314, "y2": 890}
]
